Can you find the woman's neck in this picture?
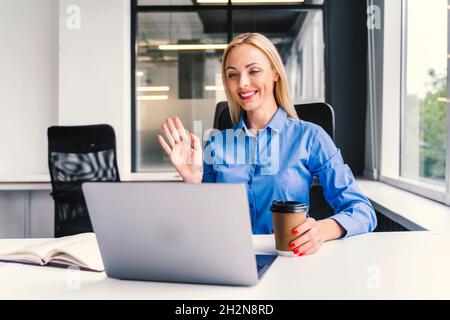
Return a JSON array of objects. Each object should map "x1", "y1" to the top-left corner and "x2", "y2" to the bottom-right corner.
[{"x1": 245, "y1": 102, "x2": 278, "y2": 134}]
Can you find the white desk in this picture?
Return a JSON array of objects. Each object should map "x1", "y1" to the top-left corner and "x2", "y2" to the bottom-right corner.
[{"x1": 1, "y1": 232, "x2": 450, "y2": 299}]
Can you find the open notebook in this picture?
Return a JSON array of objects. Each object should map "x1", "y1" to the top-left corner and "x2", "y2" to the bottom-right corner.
[{"x1": 0, "y1": 233, "x2": 104, "y2": 272}]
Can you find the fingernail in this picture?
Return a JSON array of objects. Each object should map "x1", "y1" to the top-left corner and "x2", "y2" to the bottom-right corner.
[
  {"x1": 289, "y1": 242, "x2": 296, "y2": 249},
  {"x1": 300, "y1": 252, "x2": 305, "y2": 256},
  {"x1": 293, "y1": 248, "x2": 300, "y2": 255},
  {"x1": 292, "y1": 229, "x2": 299, "y2": 235}
]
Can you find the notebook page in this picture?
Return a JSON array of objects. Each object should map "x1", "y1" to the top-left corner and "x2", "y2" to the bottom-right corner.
[
  {"x1": 47, "y1": 234, "x2": 104, "y2": 271},
  {"x1": 0, "y1": 235, "x2": 88, "y2": 263},
  {"x1": 8, "y1": 232, "x2": 95, "y2": 258}
]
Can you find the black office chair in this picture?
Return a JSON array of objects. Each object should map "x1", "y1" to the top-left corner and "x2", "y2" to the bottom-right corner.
[
  {"x1": 47, "y1": 124, "x2": 120, "y2": 237},
  {"x1": 213, "y1": 101, "x2": 335, "y2": 141},
  {"x1": 212, "y1": 101, "x2": 335, "y2": 220}
]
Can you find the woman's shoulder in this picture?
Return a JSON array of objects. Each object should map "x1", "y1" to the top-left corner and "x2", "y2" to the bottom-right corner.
[{"x1": 285, "y1": 116, "x2": 325, "y2": 138}]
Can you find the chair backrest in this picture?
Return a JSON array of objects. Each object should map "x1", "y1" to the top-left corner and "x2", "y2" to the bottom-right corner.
[
  {"x1": 47, "y1": 124, "x2": 120, "y2": 237},
  {"x1": 213, "y1": 101, "x2": 335, "y2": 141},
  {"x1": 294, "y1": 102, "x2": 335, "y2": 141},
  {"x1": 212, "y1": 101, "x2": 336, "y2": 220},
  {"x1": 213, "y1": 101, "x2": 232, "y2": 131}
]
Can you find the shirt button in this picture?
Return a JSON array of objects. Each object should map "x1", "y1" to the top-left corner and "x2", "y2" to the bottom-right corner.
[
  {"x1": 248, "y1": 180, "x2": 252, "y2": 185},
  {"x1": 249, "y1": 203, "x2": 253, "y2": 208}
]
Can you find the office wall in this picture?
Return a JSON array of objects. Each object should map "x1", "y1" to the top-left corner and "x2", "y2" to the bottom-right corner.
[
  {"x1": 0, "y1": 0, "x2": 131, "y2": 180},
  {"x1": 325, "y1": 0, "x2": 368, "y2": 175},
  {"x1": 59, "y1": 0, "x2": 131, "y2": 178},
  {"x1": 0, "y1": 0, "x2": 59, "y2": 179}
]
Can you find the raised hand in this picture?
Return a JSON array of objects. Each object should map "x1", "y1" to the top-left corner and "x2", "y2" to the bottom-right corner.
[{"x1": 157, "y1": 116, "x2": 203, "y2": 183}]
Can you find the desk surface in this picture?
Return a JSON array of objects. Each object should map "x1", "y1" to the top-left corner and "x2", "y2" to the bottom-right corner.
[{"x1": 1, "y1": 232, "x2": 450, "y2": 299}]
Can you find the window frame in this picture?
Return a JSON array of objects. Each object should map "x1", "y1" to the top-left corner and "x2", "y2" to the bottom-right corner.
[{"x1": 380, "y1": 0, "x2": 450, "y2": 206}]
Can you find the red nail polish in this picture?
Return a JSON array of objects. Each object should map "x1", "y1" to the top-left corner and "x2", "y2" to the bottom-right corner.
[
  {"x1": 300, "y1": 252, "x2": 305, "y2": 256},
  {"x1": 292, "y1": 229, "x2": 299, "y2": 235},
  {"x1": 294, "y1": 248, "x2": 300, "y2": 255},
  {"x1": 289, "y1": 242, "x2": 296, "y2": 249}
]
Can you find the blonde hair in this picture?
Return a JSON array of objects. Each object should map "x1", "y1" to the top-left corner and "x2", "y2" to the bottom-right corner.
[{"x1": 221, "y1": 32, "x2": 298, "y2": 124}]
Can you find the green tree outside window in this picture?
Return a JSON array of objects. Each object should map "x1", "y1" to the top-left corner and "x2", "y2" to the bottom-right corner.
[{"x1": 419, "y1": 69, "x2": 447, "y2": 181}]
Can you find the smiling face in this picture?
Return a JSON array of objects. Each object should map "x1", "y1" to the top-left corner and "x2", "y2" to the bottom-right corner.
[{"x1": 224, "y1": 44, "x2": 279, "y2": 114}]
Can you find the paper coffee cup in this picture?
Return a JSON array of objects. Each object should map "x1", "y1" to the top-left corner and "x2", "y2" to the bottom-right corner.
[{"x1": 270, "y1": 200, "x2": 308, "y2": 257}]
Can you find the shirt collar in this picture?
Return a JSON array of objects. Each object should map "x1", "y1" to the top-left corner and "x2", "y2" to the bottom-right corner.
[{"x1": 234, "y1": 107, "x2": 288, "y2": 136}]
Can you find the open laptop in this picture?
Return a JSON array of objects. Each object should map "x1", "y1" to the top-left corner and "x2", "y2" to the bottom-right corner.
[{"x1": 82, "y1": 182, "x2": 277, "y2": 286}]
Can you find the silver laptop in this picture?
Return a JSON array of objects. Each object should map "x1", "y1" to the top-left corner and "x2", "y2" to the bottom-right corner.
[{"x1": 82, "y1": 182, "x2": 276, "y2": 286}]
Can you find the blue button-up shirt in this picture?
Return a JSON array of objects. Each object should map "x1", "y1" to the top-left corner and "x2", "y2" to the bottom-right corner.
[{"x1": 202, "y1": 107, "x2": 377, "y2": 237}]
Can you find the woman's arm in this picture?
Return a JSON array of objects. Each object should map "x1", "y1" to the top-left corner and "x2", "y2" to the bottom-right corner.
[
  {"x1": 289, "y1": 124, "x2": 376, "y2": 256},
  {"x1": 307, "y1": 125, "x2": 377, "y2": 238},
  {"x1": 317, "y1": 218, "x2": 346, "y2": 241}
]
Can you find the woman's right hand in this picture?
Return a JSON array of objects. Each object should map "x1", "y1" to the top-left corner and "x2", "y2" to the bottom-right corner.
[{"x1": 157, "y1": 116, "x2": 203, "y2": 183}]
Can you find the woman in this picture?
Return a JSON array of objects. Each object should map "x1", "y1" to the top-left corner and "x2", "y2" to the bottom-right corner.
[{"x1": 158, "y1": 33, "x2": 377, "y2": 256}]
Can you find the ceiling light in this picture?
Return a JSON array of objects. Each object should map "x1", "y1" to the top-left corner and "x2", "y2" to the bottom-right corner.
[
  {"x1": 158, "y1": 44, "x2": 228, "y2": 51},
  {"x1": 137, "y1": 95, "x2": 169, "y2": 101},
  {"x1": 205, "y1": 85, "x2": 225, "y2": 91},
  {"x1": 137, "y1": 86, "x2": 170, "y2": 92}
]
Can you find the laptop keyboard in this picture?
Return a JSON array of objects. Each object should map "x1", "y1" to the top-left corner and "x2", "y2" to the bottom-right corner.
[{"x1": 255, "y1": 254, "x2": 277, "y2": 279}]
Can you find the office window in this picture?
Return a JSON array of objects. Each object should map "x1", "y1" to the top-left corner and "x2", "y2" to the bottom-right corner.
[
  {"x1": 232, "y1": 9, "x2": 325, "y2": 102},
  {"x1": 400, "y1": 0, "x2": 448, "y2": 187},
  {"x1": 132, "y1": 2, "x2": 325, "y2": 172},
  {"x1": 135, "y1": 10, "x2": 227, "y2": 171}
]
